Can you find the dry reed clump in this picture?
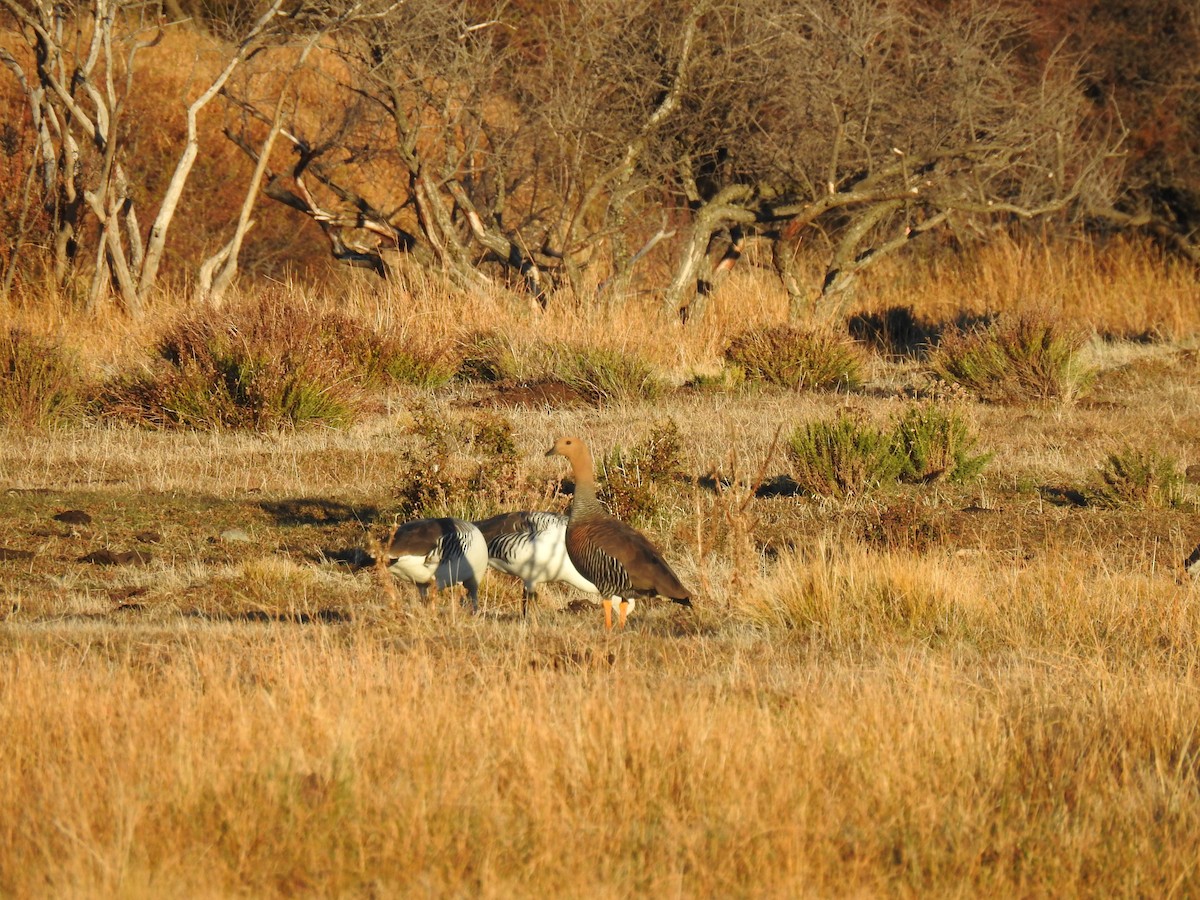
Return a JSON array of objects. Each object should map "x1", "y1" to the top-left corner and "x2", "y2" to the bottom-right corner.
[
  {"x1": 0, "y1": 327, "x2": 90, "y2": 427},
  {"x1": 854, "y1": 234, "x2": 1200, "y2": 338},
  {"x1": 186, "y1": 556, "x2": 364, "y2": 623},
  {"x1": 724, "y1": 324, "x2": 864, "y2": 391},
  {"x1": 738, "y1": 545, "x2": 990, "y2": 647},
  {"x1": 736, "y1": 543, "x2": 1200, "y2": 661},
  {"x1": 545, "y1": 342, "x2": 666, "y2": 404},
  {"x1": 99, "y1": 294, "x2": 452, "y2": 430},
  {"x1": 4, "y1": 618, "x2": 1200, "y2": 898},
  {"x1": 929, "y1": 314, "x2": 1095, "y2": 405}
]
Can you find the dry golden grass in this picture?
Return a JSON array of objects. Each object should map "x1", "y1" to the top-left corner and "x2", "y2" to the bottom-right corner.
[{"x1": 2, "y1": 240, "x2": 1200, "y2": 896}]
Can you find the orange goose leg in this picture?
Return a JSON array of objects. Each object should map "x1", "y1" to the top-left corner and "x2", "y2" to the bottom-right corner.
[
  {"x1": 618, "y1": 600, "x2": 629, "y2": 629},
  {"x1": 602, "y1": 598, "x2": 613, "y2": 631}
]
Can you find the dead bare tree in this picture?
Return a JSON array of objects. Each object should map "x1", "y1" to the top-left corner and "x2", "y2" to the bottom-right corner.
[
  {"x1": 515, "y1": 0, "x2": 704, "y2": 299},
  {"x1": 210, "y1": 0, "x2": 1120, "y2": 319},
  {"x1": 0, "y1": 0, "x2": 292, "y2": 315},
  {"x1": 221, "y1": 1, "x2": 542, "y2": 296},
  {"x1": 650, "y1": 0, "x2": 1124, "y2": 322},
  {"x1": 219, "y1": 0, "x2": 715, "y2": 302},
  {"x1": 195, "y1": 3, "x2": 390, "y2": 307}
]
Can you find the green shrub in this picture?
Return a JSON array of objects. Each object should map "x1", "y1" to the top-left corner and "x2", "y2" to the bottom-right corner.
[
  {"x1": 599, "y1": 419, "x2": 686, "y2": 525},
  {"x1": 394, "y1": 408, "x2": 528, "y2": 519},
  {"x1": 786, "y1": 404, "x2": 992, "y2": 500},
  {"x1": 102, "y1": 296, "x2": 434, "y2": 429},
  {"x1": 786, "y1": 414, "x2": 904, "y2": 499},
  {"x1": 0, "y1": 329, "x2": 89, "y2": 428},
  {"x1": 725, "y1": 325, "x2": 862, "y2": 391},
  {"x1": 550, "y1": 344, "x2": 664, "y2": 404},
  {"x1": 929, "y1": 315, "x2": 1093, "y2": 404},
  {"x1": 892, "y1": 404, "x2": 991, "y2": 484},
  {"x1": 1091, "y1": 446, "x2": 1184, "y2": 508}
]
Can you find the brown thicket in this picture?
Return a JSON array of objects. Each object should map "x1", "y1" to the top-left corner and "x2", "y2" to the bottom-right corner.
[{"x1": 2, "y1": 0, "x2": 1198, "y2": 320}]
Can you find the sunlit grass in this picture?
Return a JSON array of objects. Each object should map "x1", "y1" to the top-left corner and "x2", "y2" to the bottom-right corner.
[{"x1": 0, "y1": 233, "x2": 1199, "y2": 897}]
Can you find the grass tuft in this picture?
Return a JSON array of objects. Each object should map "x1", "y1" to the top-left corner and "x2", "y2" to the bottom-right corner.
[
  {"x1": 548, "y1": 344, "x2": 664, "y2": 404},
  {"x1": 929, "y1": 314, "x2": 1094, "y2": 404},
  {"x1": 456, "y1": 330, "x2": 522, "y2": 383},
  {"x1": 0, "y1": 328, "x2": 89, "y2": 428},
  {"x1": 725, "y1": 325, "x2": 863, "y2": 391}
]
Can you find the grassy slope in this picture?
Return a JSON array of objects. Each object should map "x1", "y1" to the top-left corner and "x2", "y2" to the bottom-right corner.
[{"x1": 1, "y1": 243, "x2": 1200, "y2": 896}]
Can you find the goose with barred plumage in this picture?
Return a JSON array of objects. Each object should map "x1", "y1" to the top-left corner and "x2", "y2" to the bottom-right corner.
[
  {"x1": 546, "y1": 436, "x2": 693, "y2": 630},
  {"x1": 473, "y1": 511, "x2": 599, "y2": 617},
  {"x1": 382, "y1": 517, "x2": 489, "y2": 612}
]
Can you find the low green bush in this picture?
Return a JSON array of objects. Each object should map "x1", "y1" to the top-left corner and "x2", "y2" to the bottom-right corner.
[
  {"x1": 929, "y1": 315, "x2": 1093, "y2": 404},
  {"x1": 892, "y1": 404, "x2": 992, "y2": 484},
  {"x1": 1091, "y1": 446, "x2": 1184, "y2": 508},
  {"x1": 725, "y1": 325, "x2": 862, "y2": 391},
  {"x1": 788, "y1": 404, "x2": 991, "y2": 499},
  {"x1": 786, "y1": 413, "x2": 904, "y2": 499}
]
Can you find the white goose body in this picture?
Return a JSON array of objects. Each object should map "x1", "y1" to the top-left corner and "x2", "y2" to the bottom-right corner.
[
  {"x1": 473, "y1": 511, "x2": 600, "y2": 615},
  {"x1": 383, "y1": 517, "x2": 489, "y2": 612}
]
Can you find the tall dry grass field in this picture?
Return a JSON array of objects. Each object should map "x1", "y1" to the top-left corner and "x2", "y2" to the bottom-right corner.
[{"x1": 2, "y1": 240, "x2": 1200, "y2": 896}]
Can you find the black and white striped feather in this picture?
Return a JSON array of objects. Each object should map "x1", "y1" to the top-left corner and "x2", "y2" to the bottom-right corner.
[{"x1": 384, "y1": 517, "x2": 489, "y2": 612}]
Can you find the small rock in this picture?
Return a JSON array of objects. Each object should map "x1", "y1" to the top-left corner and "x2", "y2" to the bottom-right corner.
[
  {"x1": 134, "y1": 531, "x2": 163, "y2": 544},
  {"x1": 79, "y1": 549, "x2": 119, "y2": 565},
  {"x1": 220, "y1": 528, "x2": 253, "y2": 543},
  {"x1": 79, "y1": 549, "x2": 152, "y2": 566},
  {"x1": 54, "y1": 509, "x2": 92, "y2": 526}
]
